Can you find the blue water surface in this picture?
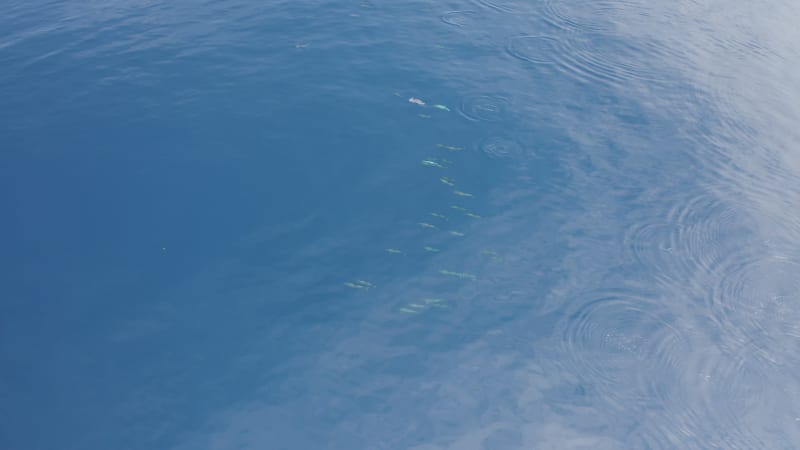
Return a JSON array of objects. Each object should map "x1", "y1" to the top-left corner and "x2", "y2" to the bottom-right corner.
[{"x1": 3, "y1": 0, "x2": 800, "y2": 449}]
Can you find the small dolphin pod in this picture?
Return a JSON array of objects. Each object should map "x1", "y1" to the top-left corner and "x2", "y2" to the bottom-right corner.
[{"x1": 346, "y1": 94, "x2": 496, "y2": 317}]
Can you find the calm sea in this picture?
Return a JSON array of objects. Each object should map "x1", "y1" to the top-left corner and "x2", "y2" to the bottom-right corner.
[{"x1": 2, "y1": 0, "x2": 800, "y2": 448}]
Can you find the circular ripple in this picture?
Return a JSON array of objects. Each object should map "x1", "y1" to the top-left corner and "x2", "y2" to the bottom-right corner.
[
  {"x1": 478, "y1": 136, "x2": 528, "y2": 160},
  {"x1": 551, "y1": 33, "x2": 676, "y2": 87},
  {"x1": 458, "y1": 94, "x2": 510, "y2": 122},
  {"x1": 687, "y1": 342, "x2": 789, "y2": 448},
  {"x1": 668, "y1": 194, "x2": 746, "y2": 273},
  {"x1": 440, "y1": 10, "x2": 478, "y2": 28},
  {"x1": 709, "y1": 255, "x2": 800, "y2": 357},
  {"x1": 623, "y1": 194, "x2": 746, "y2": 286},
  {"x1": 557, "y1": 289, "x2": 690, "y2": 409},
  {"x1": 623, "y1": 221, "x2": 690, "y2": 283},
  {"x1": 471, "y1": 0, "x2": 517, "y2": 13},
  {"x1": 541, "y1": 0, "x2": 650, "y2": 34},
  {"x1": 505, "y1": 35, "x2": 557, "y2": 64}
]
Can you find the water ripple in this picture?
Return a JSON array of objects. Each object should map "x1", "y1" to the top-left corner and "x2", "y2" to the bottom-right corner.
[
  {"x1": 557, "y1": 288, "x2": 690, "y2": 410},
  {"x1": 550, "y1": 33, "x2": 676, "y2": 87},
  {"x1": 623, "y1": 194, "x2": 745, "y2": 285},
  {"x1": 708, "y1": 255, "x2": 800, "y2": 356},
  {"x1": 439, "y1": 10, "x2": 478, "y2": 28},
  {"x1": 689, "y1": 342, "x2": 791, "y2": 448},
  {"x1": 458, "y1": 94, "x2": 510, "y2": 122},
  {"x1": 541, "y1": 0, "x2": 650, "y2": 34},
  {"x1": 478, "y1": 136, "x2": 530, "y2": 160},
  {"x1": 505, "y1": 35, "x2": 557, "y2": 65},
  {"x1": 471, "y1": 0, "x2": 517, "y2": 13}
]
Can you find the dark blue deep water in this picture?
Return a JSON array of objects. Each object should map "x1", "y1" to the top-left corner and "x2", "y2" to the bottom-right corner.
[{"x1": 3, "y1": 1, "x2": 800, "y2": 449}]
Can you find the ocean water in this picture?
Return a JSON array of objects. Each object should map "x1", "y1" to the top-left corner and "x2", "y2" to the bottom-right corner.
[{"x1": 2, "y1": 0, "x2": 800, "y2": 448}]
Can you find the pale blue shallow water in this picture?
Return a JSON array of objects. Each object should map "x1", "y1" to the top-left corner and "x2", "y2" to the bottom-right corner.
[{"x1": 2, "y1": 1, "x2": 800, "y2": 449}]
